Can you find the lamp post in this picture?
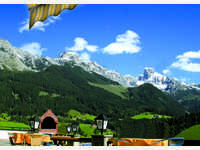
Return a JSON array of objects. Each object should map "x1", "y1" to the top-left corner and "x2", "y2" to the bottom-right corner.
[
  {"x1": 66, "y1": 124, "x2": 71, "y2": 135},
  {"x1": 95, "y1": 114, "x2": 108, "y2": 135},
  {"x1": 91, "y1": 114, "x2": 109, "y2": 146},
  {"x1": 71, "y1": 121, "x2": 79, "y2": 136},
  {"x1": 29, "y1": 117, "x2": 40, "y2": 133}
]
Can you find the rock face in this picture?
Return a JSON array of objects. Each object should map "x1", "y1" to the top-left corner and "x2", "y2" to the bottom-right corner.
[
  {"x1": 55, "y1": 51, "x2": 136, "y2": 87},
  {"x1": 0, "y1": 39, "x2": 52, "y2": 71},
  {"x1": 0, "y1": 38, "x2": 199, "y2": 93},
  {"x1": 135, "y1": 67, "x2": 175, "y2": 91},
  {"x1": 56, "y1": 52, "x2": 199, "y2": 92}
]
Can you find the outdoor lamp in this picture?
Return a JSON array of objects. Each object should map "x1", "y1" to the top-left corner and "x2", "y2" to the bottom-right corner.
[
  {"x1": 29, "y1": 117, "x2": 40, "y2": 132},
  {"x1": 95, "y1": 114, "x2": 108, "y2": 135},
  {"x1": 66, "y1": 124, "x2": 71, "y2": 134},
  {"x1": 71, "y1": 121, "x2": 79, "y2": 134}
]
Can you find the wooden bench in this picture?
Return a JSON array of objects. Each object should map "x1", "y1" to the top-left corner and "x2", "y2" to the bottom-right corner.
[
  {"x1": 9, "y1": 133, "x2": 53, "y2": 146},
  {"x1": 8, "y1": 133, "x2": 26, "y2": 145},
  {"x1": 25, "y1": 134, "x2": 53, "y2": 146}
]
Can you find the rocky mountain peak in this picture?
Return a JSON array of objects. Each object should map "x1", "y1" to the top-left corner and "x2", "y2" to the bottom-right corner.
[
  {"x1": 0, "y1": 39, "x2": 13, "y2": 53},
  {"x1": 143, "y1": 67, "x2": 155, "y2": 80},
  {"x1": 0, "y1": 39, "x2": 51, "y2": 71},
  {"x1": 0, "y1": 38, "x2": 199, "y2": 93},
  {"x1": 59, "y1": 52, "x2": 80, "y2": 62}
]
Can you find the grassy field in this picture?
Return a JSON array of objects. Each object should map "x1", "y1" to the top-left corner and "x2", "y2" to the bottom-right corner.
[
  {"x1": 0, "y1": 121, "x2": 30, "y2": 130},
  {"x1": 67, "y1": 109, "x2": 96, "y2": 121},
  {"x1": 58, "y1": 109, "x2": 113, "y2": 137},
  {"x1": 131, "y1": 112, "x2": 171, "y2": 119},
  {"x1": 39, "y1": 91, "x2": 49, "y2": 96},
  {"x1": 89, "y1": 82, "x2": 128, "y2": 99},
  {"x1": 176, "y1": 125, "x2": 200, "y2": 140},
  {"x1": 39, "y1": 91, "x2": 60, "y2": 98}
]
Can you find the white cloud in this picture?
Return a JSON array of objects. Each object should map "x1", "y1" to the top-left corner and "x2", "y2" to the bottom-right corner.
[
  {"x1": 66, "y1": 37, "x2": 98, "y2": 52},
  {"x1": 103, "y1": 30, "x2": 141, "y2": 55},
  {"x1": 19, "y1": 16, "x2": 60, "y2": 33},
  {"x1": 20, "y1": 42, "x2": 47, "y2": 56},
  {"x1": 80, "y1": 52, "x2": 91, "y2": 62},
  {"x1": 180, "y1": 78, "x2": 187, "y2": 83},
  {"x1": 171, "y1": 50, "x2": 200, "y2": 72},
  {"x1": 162, "y1": 69, "x2": 171, "y2": 75}
]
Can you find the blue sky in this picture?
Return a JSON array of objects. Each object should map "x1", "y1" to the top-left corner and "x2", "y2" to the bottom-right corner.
[{"x1": 1, "y1": 4, "x2": 200, "y2": 84}]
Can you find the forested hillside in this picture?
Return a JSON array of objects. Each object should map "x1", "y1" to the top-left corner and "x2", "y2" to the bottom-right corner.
[
  {"x1": 0, "y1": 64, "x2": 185, "y2": 121},
  {"x1": 172, "y1": 89, "x2": 200, "y2": 113},
  {"x1": 127, "y1": 84, "x2": 186, "y2": 116},
  {"x1": 117, "y1": 111, "x2": 200, "y2": 139}
]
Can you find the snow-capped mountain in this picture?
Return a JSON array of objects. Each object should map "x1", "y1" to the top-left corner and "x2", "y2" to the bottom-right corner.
[
  {"x1": 56, "y1": 51, "x2": 137, "y2": 87},
  {"x1": 0, "y1": 38, "x2": 199, "y2": 93},
  {"x1": 0, "y1": 39, "x2": 52, "y2": 71},
  {"x1": 134, "y1": 67, "x2": 200, "y2": 92},
  {"x1": 56, "y1": 52, "x2": 200, "y2": 92}
]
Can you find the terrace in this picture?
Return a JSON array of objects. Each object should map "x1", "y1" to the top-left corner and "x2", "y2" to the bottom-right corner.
[{"x1": 0, "y1": 110, "x2": 189, "y2": 146}]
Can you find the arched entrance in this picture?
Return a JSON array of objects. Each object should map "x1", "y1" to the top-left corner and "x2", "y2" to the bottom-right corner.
[
  {"x1": 41, "y1": 117, "x2": 56, "y2": 129},
  {"x1": 39, "y1": 110, "x2": 58, "y2": 134}
]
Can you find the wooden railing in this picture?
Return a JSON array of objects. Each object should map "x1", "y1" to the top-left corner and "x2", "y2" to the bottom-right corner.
[{"x1": 51, "y1": 136, "x2": 92, "y2": 146}]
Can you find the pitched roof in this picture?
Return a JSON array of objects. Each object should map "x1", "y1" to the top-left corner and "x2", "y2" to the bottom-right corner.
[{"x1": 40, "y1": 109, "x2": 58, "y2": 123}]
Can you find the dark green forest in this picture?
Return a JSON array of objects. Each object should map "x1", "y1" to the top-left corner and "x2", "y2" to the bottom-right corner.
[
  {"x1": 0, "y1": 64, "x2": 185, "y2": 121},
  {"x1": 112, "y1": 112, "x2": 200, "y2": 139},
  {"x1": 127, "y1": 84, "x2": 185, "y2": 116},
  {"x1": 172, "y1": 89, "x2": 200, "y2": 113},
  {"x1": 0, "y1": 64, "x2": 200, "y2": 139}
]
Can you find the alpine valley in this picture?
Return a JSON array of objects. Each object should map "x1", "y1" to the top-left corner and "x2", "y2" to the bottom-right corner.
[{"x1": 0, "y1": 38, "x2": 200, "y2": 119}]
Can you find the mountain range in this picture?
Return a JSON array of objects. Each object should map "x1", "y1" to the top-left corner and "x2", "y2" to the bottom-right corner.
[
  {"x1": 0, "y1": 38, "x2": 189, "y2": 118},
  {"x1": 0, "y1": 38, "x2": 199, "y2": 93}
]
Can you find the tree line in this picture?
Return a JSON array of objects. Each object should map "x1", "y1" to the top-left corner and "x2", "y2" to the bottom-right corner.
[{"x1": 115, "y1": 111, "x2": 200, "y2": 139}]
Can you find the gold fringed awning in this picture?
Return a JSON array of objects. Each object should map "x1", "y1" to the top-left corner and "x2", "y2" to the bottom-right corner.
[{"x1": 27, "y1": 4, "x2": 77, "y2": 29}]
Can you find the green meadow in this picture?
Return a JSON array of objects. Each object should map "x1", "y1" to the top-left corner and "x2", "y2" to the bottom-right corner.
[
  {"x1": 0, "y1": 121, "x2": 30, "y2": 130},
  {"x1": 131, "y1": 112, "x2": 171, "y2": 119},
  {"x1": 176, "y1": 125, "x2": 200, "y2": 140},
  {"x1": 88, "y1": 82, "x2": 128, "y2": 99}
]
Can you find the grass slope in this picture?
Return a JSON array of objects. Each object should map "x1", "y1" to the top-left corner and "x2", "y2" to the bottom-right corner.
[
  {"x1": 176, "y1": 125, "x2": 200, "y2": 140},
  {"x1": 131, "y1": 112, "x2": 171, "y2": 119},
  {"x1": 0, "y1": 121, "x2": 30, "y2": 130},
  {"x1": 88, "y1": 82, "x2": 128, "y2": 99},
  {"x1": 67, "y1": 109, "x2": 96, "y2": 121}
]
